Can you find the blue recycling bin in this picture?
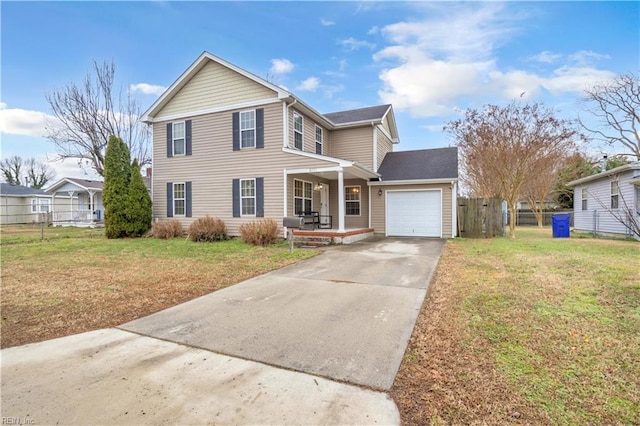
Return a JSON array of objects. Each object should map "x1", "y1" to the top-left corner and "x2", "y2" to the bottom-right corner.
[{"x1": 551, "y1": 213, "x2": 571, "y2": 238}]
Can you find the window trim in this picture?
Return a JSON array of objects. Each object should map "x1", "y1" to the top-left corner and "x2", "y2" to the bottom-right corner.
[
  {"x1": 345, "y1": 185, "x2": 361, "y2": 217},
  {"x1": 293, "y1": 178, "x2": 313, "y2": 215},
  {"x1": 31, "y1": 199, "x2": 38, "y2": 213},
  {"x1": 315, "y1": 125, "x2": 323, "y2": 155},
  {"x1": 581, "y1": 187, "x2": 588, "y2": 211},
  {"x1": 39, "y1": 198, "x2": 50, "y2": 213},
  {"x1": 611, "y1": 181, "x2": 619, "y2": 209},
  {"x1": 173, "y1": 182, "x2": 186, "y2": 217},
  {"x1": 172, "y1": 121, "x2": 186, "y2": 156},
  {"x1": 240, "y1": 109, "x2": 256, "y2": 149},
  {"x1": 240, "y1": 178, "x2": 256, "y2": 217},
  {"x1": 293, "y1": 112, "x2": 303, "y2": 150}
]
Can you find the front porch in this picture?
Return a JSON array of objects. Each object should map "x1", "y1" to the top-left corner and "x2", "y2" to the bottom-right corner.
[
  {"x1": 292, "y1": 227, "x2": 375, "y2": 246},
  {"x1": 52, "y1": 210, "x2": 102, "y2": 228}
]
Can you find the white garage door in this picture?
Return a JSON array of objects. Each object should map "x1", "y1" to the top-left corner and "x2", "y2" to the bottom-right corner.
[{"x1": 386, "y1": 190, "x2": 442, "y2": 237}]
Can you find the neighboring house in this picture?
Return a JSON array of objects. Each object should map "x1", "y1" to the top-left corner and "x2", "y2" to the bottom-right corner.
[
  {"x1": 141, "y1": 51, "x2": 458, "y2": 241},
  {"x1": 0, "y1": 183, "x2": 53, "y2": 224},
  {"x1": 567, "y1": 162, "x2": 640, "y2": 239},
  {"x1": 46, "y1": 178, "x2": 104, "y2": 226}
]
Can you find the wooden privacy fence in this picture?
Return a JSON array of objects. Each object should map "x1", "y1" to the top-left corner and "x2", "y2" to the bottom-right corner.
[{"x1": 457, "y1": 197, "x2": 504, "y2": 238}]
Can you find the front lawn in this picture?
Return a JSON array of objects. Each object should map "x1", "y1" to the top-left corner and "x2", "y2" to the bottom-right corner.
[
  {"x1": 0, "y1": 225, "x2": 316, "y2": 348},
  {"x1": 393, "y1": 228, "x2": 639, "y2": 425}
]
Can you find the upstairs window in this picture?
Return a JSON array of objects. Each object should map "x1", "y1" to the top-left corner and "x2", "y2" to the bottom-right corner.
[
  {"x1": 345, "y1": 186, "x2": 361, "y2": 216},
  {"x1": 172, "y1": 122, "x2": 185, "y2": 156},
  {"x1": 240, "y1": 110, "x2": 256, "y2": 148},
  {"x1": 293, "y1": 112, "x2": 303, "y2": 150},
  {"x1": 611, "y1": 181, "x2": 619, "y2": 209},
  {"x1": 581, "y1": 188, "x2": 588, "y2": 211},
  {"x1": 315, "y1": 125, "x2": 323, "y2": 155}
]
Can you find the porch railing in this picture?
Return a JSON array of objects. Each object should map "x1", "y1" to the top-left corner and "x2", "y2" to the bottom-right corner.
[{"x1": 52, "y1": 210, "x2": 95, "y2": 223}]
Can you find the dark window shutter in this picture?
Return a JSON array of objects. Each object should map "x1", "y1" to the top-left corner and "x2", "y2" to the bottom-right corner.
[
  {"x1": 185, "y1": 120, "x2": 192, "y2": 156},
  {"x1": 166, "y1": 123, "x2": 173, "y2": 157},
  {"x1": 256, "y1": 177, "x2": 264, "y2": 217},
  {"x1": 185, "y1": 181, "x2": 192, "y2": 217},
  {"x1": 232, "y1": 112, "x2": 240, "y2": 151},
  {"x1": 166, "y1": 182, "x2": 173, "y2": 217},
  {"x1": 232, "y1": 179, "x2": 240, "y2": 217},
  {"x1": 256, "y1": 108, "x2": 264, "y2": 149}
]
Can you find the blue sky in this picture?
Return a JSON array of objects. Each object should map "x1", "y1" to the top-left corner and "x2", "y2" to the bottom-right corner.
[{"x1": 1, "y1": 1, "x2": 638, "y2": 181}]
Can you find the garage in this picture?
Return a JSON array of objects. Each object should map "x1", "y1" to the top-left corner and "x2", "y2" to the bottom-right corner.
[{"x1": 386, "y1": 190, "x2": 442, "y2": 237}]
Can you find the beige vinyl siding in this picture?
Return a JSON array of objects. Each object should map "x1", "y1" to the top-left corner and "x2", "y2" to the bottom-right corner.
[
  {"x1": 330, "y1": 127, "x2": 374, "y2": 169},
  {"x1": 376, "y1": 127, "x2": 393, "y2": 171},
  {"x1": 325, "y1": 178, "x2": 369, "y2": 229},
  {"x1": 157, "y1": 60, "x2": 278, "y2": 118},
  {"x1": 153, "y1": 102, "x2": 342, "y2": 235},
  {"x1": 287, "y1": 109, "x2": 330, "y2": 155},
  {"x1": 371, "y1": 183, "x2": 453, "y2": 237}
]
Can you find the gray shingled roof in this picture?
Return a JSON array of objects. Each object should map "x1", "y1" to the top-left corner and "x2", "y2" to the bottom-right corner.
[
  {"x1": 1, "y1": 183, "x2": 49, "y2": 196},
  {"x1": 323, "y1": 104, "x2": 391, "y2": 125},
  {"x1": 65, "y1": 178, "x2": 103, "y2": 190},
  {"x1": 378, "y1": 147, "x2": 458, "y2": 181}
]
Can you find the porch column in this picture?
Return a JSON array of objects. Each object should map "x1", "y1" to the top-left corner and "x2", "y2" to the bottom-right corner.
[
  {"x1": 337, "y1": 169, "x2": 345, "y2": 232},
  {"x1": 51, "y1": 193, "x2": 56, "y2": 223},
  {"x1": 88, "y1": 190, "x2": 95, "y2": 223},
  {"x1": 68, "y1": 191, "x2": 74, "y2": 222}
]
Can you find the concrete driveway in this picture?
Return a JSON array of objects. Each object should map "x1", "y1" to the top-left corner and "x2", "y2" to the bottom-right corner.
[
  {"x1": 1, "y1": 237, "x2": 444, "y2": 425},
  {"x1": 120, "y1": 237, "x2": 444, "y2": 390}
]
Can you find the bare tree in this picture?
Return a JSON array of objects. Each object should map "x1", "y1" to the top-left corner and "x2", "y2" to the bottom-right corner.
[
  {"x1": 445, "y1": 102, "x2": 580, "y2": 238},
  {"x1": 45, "y1": 60, "x2": 151, "y2": 176},
  {"x1": 580, "y1": 72, "x2": 640, "y2": 160},
  {"x1": 0, "y1": 156, "x2": 55, "y2": 188},
  {"x1": 1, "y1": 155, "x2": 23, "y2": 185},
  {"x1": 25, "y1": 158, "x2": 55, "y2": 189},
  {"x1": 522, "y1": 154, "x2": 564, "y2": 227}
]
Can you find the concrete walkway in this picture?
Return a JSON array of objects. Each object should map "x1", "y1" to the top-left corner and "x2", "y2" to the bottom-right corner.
[{"x1": 1, "y1": 237, "x2": 444, "y2": 425}]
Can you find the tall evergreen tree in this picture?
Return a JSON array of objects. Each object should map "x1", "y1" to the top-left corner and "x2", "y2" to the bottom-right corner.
[
  {"x1": 125, "y1": 159, "x2": 152, "y2": 236},
  {"x1": 103, "y1": 135, "x2": 131, "y2": 238}
]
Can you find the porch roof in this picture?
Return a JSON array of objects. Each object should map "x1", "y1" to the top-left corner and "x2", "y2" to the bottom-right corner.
[
  {"x1": 47, "y1": 177, "x2": 103, "y2": 194},
  {"x1": 286, "y1": 162, "x2": 379, "y2": 181}
]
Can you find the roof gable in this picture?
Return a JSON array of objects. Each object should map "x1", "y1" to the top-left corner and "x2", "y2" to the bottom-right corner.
[
  {"x1": 378, "y1": 147, "x2": 459, "y2": 181},
  {"x1": 142, "y1": 51, "x2": 290, "y2": 122},
  {"x1": 47, "y1": 177, "x2": 103, "y2": 193}
]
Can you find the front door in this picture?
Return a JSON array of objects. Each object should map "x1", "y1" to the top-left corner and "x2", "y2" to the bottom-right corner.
[{"x1": 320, "y1": 185, "x2": 330, "y2": 226}]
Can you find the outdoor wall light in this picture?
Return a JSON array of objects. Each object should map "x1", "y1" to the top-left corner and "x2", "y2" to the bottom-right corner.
[{"x1": 378, "y1": 189, "x2": 383, "y2": 196}]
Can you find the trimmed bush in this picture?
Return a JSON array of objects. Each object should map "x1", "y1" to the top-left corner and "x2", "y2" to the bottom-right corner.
[
  {"x1": 239, "y1": 218, "x2": 279, "y2": 246},
  {"x1": 124, "y1": 159, "x2": 152, "y2": 237},
  {"x1": 152, "y1": 219, "x2": 183, "y2": 239},
  {"x1": 188, "y1": 216, "x2": 227, "y2": 242},
  {"x1": 103, "y1": 135, "x2": 131, "y2": 239}
]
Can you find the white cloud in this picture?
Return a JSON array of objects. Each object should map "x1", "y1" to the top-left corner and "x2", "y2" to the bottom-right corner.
[
  {"x1": 269, "y1": 58, "x2": 295, "y2": 75},
  {"x1": 529, "y1": 51, "x2": 562, "y2": 64},
  {"x1": 320, "y1": 18, "x2": 335, "y2": 26},
  {"x1": 373, "y1": 3, "x2": 617, "y2": 118},
  {"x1": 129, "y1": 83, "x2": 167, "y2": 96},
  {"x1": 339, "y1": 37, "x2": 376, "y2": 51},
  {"x1": 568, "y1": 50, "x2": 610, "y2": 66},
  {"x1": 296, "y1": 77, "x2": 320, "y2": 92},
  {"x1": 367, "y1": 26, "x2": 379, "y2": 35},
  {"x1": 0, "y1": 103, "x2": 59, "y2": 137}
]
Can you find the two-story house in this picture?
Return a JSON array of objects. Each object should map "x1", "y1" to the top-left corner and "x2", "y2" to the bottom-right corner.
[{"x1": 141, "y1": 52, "x2": 458, "y2": 242}]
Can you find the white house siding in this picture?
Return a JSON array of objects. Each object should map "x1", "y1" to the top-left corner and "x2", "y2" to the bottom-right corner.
[
  {"x1": 0, "y1": 196, "x2": 29, "y2": 224},
  {"x1": 376, "y1": 127, "x2": 393, "y2": 171},
  {"x1": 573, "y1": 170, "x2": 638, "y2": 236},
  {"x1": 153, "y1": 101, "x2": 343, "y2": 236},
  {"x1": 330, "y1": 127, "x2": 374, "y2": 170},
  {"x1": 370, "y1": 183, "x2": 454, "y2": 238},
  {"x1": 156, "y1": 60, "x2": 278, "y2": 118}
]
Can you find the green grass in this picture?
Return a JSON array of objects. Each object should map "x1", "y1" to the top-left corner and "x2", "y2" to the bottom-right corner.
[
  {"x1": 1, "y1": 224, "x2": 317, "y2": 348},
  {"x1": 456, "y1": 228, "x2": 639, "y2": 424}
]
